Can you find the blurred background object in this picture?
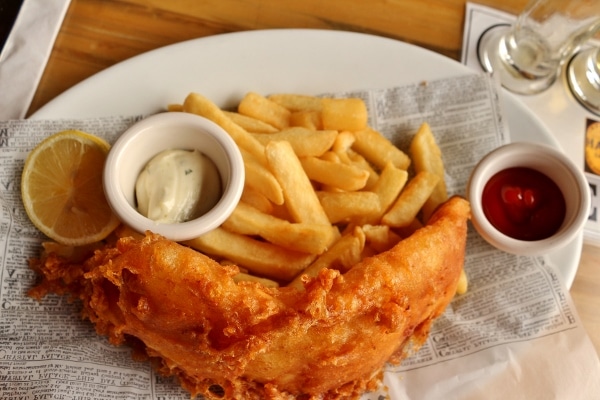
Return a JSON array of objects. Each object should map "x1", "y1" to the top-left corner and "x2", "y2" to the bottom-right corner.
[
  {"x1": 568, "y1": 46, "x2": 600, "y2": 116},
  {"x1": 477, "y1": 0, "x2": 600, "y2": 95},
  {"x1": 0, "y1": 0, "x2": 24, "y2": 57}
]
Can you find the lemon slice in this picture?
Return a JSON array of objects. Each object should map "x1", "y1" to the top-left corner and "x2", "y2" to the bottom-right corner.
[{"x1": 21, "y1": 130, "x2": 120, "y2": 245}]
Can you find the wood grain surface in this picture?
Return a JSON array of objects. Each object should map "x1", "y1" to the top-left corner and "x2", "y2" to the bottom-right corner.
[{"x1": 27, "y1": 0, "x2": 599, "y2": 354}]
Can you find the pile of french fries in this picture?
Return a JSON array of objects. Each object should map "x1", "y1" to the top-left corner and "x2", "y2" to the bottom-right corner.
[{"x1": 168, "y1": 92, "x2": 467, "y2": 294}]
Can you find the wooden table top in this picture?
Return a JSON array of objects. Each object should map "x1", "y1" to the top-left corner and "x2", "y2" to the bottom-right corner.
[{"x1": 27, "y1": 0, "x2": 599, "y2": 355}]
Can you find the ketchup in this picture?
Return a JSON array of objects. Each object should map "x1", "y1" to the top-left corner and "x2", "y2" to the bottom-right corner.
[{"x1": 482, "y1": 167, "x2": 566, "y2": 241}]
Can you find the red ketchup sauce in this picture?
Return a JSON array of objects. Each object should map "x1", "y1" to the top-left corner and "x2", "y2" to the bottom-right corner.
[{"x1": 482, "y1": 167, "x2": 566, "y2": 241}]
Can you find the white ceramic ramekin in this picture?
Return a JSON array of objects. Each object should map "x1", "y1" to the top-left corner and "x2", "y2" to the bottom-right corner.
[
  {"x1": 466, "y1": 142, "x2": 590, "y2": 256},
  {"x1": 103, "y1": 112, "x2": 244, "y2": 241}
]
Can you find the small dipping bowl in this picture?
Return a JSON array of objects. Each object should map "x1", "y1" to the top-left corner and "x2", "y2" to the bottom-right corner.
[
  {"x1": 103, "y1": 112, "x2": 244, "y2": 241},
  {"x1": 466, "y1": 142, "x2": 590, "y2": 256}
]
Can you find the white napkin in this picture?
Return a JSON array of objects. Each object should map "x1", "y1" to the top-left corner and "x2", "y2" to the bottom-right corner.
[{"x1": 0, "y1": 0, "x2": 71, "y2": 120}]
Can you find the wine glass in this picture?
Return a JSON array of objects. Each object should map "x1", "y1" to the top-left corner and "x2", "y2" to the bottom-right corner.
[
  {"x1": 477, "y1": 0, "x2": 600, "y2": 95},
  {"x1": 567, "y1": 46, "x2": 600, "y2": 115}
]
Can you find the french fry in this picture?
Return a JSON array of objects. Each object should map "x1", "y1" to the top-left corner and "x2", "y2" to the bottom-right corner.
[
  {"x1": 382, "y1": 170, "x2": 440, "y2": 227},
  {"x1": 223, "y1": 110, "x2": 278, "y2": 133},
  {"x1": 233, "y1": 272, "x2": 280, "y2": 288},
  {"x1": 185, "y1": 228, "x2": 315, "y2": 282},
  {"x1": 167, "y1": 103, "x2": 183, "y2": 112},
  {"x1": 455, "y1": 269, "x2": 468, "y2": 295},
  {"x1": 332, "y1": 130, "x2": 355, "y2": 153},
  {"x1": 288, "y1": 227, "x2": 365, "y2": 290},
  {"x1": 347, "y1": 149, "x2": 379, "y2": 190},
  {"x1": 370, "y1": 162, "x2": 409, "y2": 221},
  {"x1": 114, "y1": 224, "x2": 145, "y2": 240},
  {"x1": 252, "y1": 127, "x2": 337, "y2": 157},
  {"x1": 269, "y1": 201, "x2": 294, "y2": 221},
  {"x1": 316, "y1": 152, "x2": 345, "y2": 192},
  {"x1": 300, "y1": 156, "x2": 369, "y2": 191},
  {"x1": 222, "y1": 202, "x2": 338, "y2": 254},
  {"x1": 268, "y1": 93, "x2": 323, "y2": 112},
  {"x1": 240, "y1": 186, "x2": 274, "y2": 215},
  {"x1": 320, "y1": 151, "x2": 341, "y2": 163},
  {"x1": 410, "y1": 123, "x2": 448, "y2": 222},
  {"x1": 353, "y1": 127, "x2": 411, "y2": 170},
  {"x1": 331, "y1": 131, "x2": 356, "y2": 165},
  {"x1": 317, "y1": 191, "x2": 380, "y2": 224},
  {"x1": 362, "y1": 224, "x2": 402, "y2": 253},
  {"x1": 183, "y1": 92, "x2": 268, "y2": 165},
  {"x1": 265, "y1": 140, "x2": 330, "y2": 225},
  {"x1": 395, "y1": 218, "x2": 424, "y2": 239},
  {"x1": 238, "y1": 92, "x2": 291, "y2": 130},
  {"x1": 289, "y1": 110, "x2": 322, "y2": 130},
  {"x1": 240, "y1": 148, "x2": 284, "y2": 205},
  {"x1": 322, "y1": 98, "x2": 368, "y2": 131}
]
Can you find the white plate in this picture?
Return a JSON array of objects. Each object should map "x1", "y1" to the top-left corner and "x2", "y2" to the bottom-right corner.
[{"x1": 32, "y1": 29, "x2": 582, "y2": 287}]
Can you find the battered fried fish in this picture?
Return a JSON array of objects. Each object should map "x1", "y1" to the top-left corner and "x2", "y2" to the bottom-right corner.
[{"x1": 29, "y1": 196, "x2": 470, "y2": 400}]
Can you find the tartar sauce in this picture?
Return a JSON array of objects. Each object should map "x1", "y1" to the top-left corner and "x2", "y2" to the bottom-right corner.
[{"x1": 135, "y1": 149, "x2": 222, "y2": 224}]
